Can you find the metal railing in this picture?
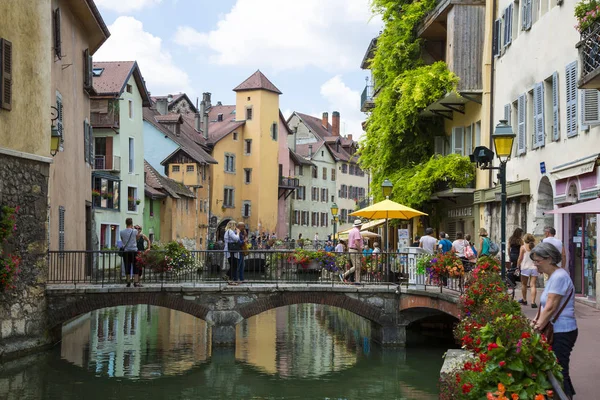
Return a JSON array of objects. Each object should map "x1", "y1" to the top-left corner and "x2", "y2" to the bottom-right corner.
[
  {"x1": 579, "y1": 22, "x2": 600, "y2": 78},
  {"x1": 360, "y1": 85, "x2": 374, "y2": 112},
  {"x1": 94, "y1": 155, "x2": 121, "y2": 171},
  {"x1": 46, "y1": 249, "x2": 464, "y2": 293},
  {"x1": 278, "y1": 176, "x2": 300, "y2": 188}
]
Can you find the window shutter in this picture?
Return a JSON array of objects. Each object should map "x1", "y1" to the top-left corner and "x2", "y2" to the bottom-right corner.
[
  {"x1": 83, "y1": 49, "x2": 93, "y2": 90},
  {"x1": 56, "y1": 93, "x2": 64, "y2": 136},
  {"x1": 493, "y1": 19, "x2": 501, "y2": 56},
  {"x1": 465, "y1": 125, "x2": 473, "y2": 156},
  {"x1": 507, "y1": 4, "x2": 513, "y2": 45},
  {"x1": 527, "y1": 0, "x2": 533, "y2": 30},
  {"x1": 434, "y1": 136, "x2": 444, "y2": 155},
  {"x1": 0, "y1": 39, "x2": 12, "y2": 110},
  {"x1": 54, "y1": 8, "x2": 62, "y2": 59},
  {"x1": 502, "y1": 9, "x2": 507, "y2": 48},
  {"x1": 89, "y1": 124, "x2": 94, "y2": 164},
  {"x1": 552, "y1": 72, "x2": 560, "y2": 141},
  {"x1": 533, "y1": 82, "x2": 545, "y2": 148},
  {"x1": 582, "y1": 88, "x2": 600, "y2": 126},
  {"x1": 566, "y1": 61, "x2": 578, "y2": 137},
  {"x1": 84, "y1": 121, "x2": 89, "y2": 164},
  {"x1": 504, "y1": 103, "x2": 511, "y2": 122},
  {"x1": 58, "y1": 206, "x2": 65, "y2": 252},
  {"x1": 517, "y1": 93, "x2": 527, "y2": 155},
  {"x1": 452, "y1": 127, "x2": 464, "y2": 155}
]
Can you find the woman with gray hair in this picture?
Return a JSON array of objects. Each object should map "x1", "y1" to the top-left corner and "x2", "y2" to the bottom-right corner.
[{"x1": 530, "y1": 242, "x2": 577, "y2": 399}]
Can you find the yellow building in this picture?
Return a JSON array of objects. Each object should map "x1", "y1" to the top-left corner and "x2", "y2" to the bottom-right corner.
[{"x1": 49, "y1": 0, "x2": 110, "y2": 251}]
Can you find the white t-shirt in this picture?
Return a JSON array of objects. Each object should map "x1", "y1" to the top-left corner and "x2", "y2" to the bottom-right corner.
[
  {"x1": 420, "y1": 235, "x2": 437, "y2": 253},
  {"x1": 452, "y1": 239, "x2": 469, "y2": 258},
  {"x1": 543, "y1": 237, "x2": 564, "y2": 267},
  {"x1": 335, "y1": 243, "x2": 344, "y2": 253}
]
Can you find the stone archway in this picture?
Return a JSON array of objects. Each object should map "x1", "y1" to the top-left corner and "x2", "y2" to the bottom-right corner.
[
  {"x1": 533, "y1": 176, "x2": 554, "y2": 236},
  {"x1": 216, "y1": 218, "x2": 231, "y2": 242}
]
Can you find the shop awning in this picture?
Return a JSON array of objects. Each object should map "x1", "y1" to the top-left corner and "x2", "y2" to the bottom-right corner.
[
  {"x1": 550, "y1": 154, "x2": 599, "y2": 180},
  {"x1": 545, "y1": 197, "x2": 600, "y2": 214},
  {"x1": 337, "y1": 219, "x2": 386, "y2": 236}
]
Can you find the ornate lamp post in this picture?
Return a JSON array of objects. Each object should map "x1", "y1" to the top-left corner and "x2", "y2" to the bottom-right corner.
[
  {"x1": 492, "y1": 120, "x2": 516, "y2": 281},
  {"x1": 470, "y1": 120, "x2": 515, "y2": 280},
  {"x1": 381, "y1": 179, "x2": 393, "y2": 253},
  {"x1": 330, "y1": 202, "x2": 339, "y2": 246}
]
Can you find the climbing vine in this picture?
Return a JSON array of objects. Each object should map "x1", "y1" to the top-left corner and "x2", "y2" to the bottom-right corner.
[
  {"x1": 360, "y1": 0, "x2": 462, "y2": 207},
  {"x1": 0, "y1": 206, "x2": 20, "y2": 292}
]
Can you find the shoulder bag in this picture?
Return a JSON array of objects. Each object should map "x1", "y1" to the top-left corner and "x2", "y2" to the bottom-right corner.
[
  {"x1": 535, "y1": 287, "x2": 574, "y2": 345},
  {"x1": 464, "y1": 240, "x2": 475, "y2": 259},
  {"x1": 226, "y1": 230, "x2": 242, "y2": 251}
]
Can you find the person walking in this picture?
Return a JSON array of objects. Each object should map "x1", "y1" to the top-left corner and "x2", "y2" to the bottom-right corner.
[
  {"x1": 543, "y1": 226, "x2": 567, "y2": 268},
  {"x1": 372, "y1": 242, "x2": 381, "y2": 254},
  {"x1": 509, "y1": 228, "x2": 524, "y2": 267},
  {"x1": 438, "y1": 232, "x2": 453, "y2": 254},
  {"x1": 335, "y1": 239, "x2": 346, "y2": 253},
  {"x1": 531, "y1": 242, "x2": 577, "y2": 399},
  {"x1": 223, "y1": 220, "x2": 240, "y2": 284},
  {"x1": 478, "y1": 228, "x2": 491, "y2": 257},
  {"x1": 343, "y1": 220, "x2": 363, "y2": 283},
  {"x1": 517, "y1": 233, "x2": 538, "y2": 307},
  {"x1": 236, "y1": 222, "x2": 247, "y2": 282},
  {"x1": 120, "y1": 218, "x2": 139, "y2": 287},
  {"x1": 419, "y1": 228, "x2": 437, "y2": 253}
]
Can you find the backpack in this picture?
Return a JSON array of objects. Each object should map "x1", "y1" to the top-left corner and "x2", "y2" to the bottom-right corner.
[{"x1": 488, "y1": 238, "x2": 500, "y2": 256}]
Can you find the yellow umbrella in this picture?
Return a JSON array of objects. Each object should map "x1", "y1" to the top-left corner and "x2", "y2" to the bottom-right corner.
[{"x1": 349, "y1": 199, "x2": 427, "y2": 220}]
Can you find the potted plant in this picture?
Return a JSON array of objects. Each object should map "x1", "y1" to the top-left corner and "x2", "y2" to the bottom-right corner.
[
  {"x1": 136, "y1": 198, "x2": 141, "y2": 205},
  {"x1": 92, "y1": 189, "x2": 101, "y2": 198},
  {"x1": 105, "y1": 192, "x2": 113, "y2": 200},
  {"x1": 575, "y1": 0, "x2": 600, "y2": 33}
]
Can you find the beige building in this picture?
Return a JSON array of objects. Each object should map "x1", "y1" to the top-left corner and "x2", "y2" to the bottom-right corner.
[{"x1": 48, "y1": 0, "x2": 110, "y2": 251}]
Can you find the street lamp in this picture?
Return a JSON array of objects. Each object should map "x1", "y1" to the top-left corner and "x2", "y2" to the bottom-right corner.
[
  {"x1": 382, "y1": 179, "x2": 393, "y2": 199},
  {"x1": 330, "y1": 202, "x2": 339, "y2": 245},
  {"x1": 470, "y1": 120, "x2": 515, "y2": 280}
]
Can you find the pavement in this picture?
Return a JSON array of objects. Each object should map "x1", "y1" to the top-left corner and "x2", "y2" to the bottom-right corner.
[{"x1": 515, "y1": 287, "x2": 600, "y2": 400}]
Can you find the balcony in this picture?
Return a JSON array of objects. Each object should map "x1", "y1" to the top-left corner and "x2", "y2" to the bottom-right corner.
[
  {"x1": 361, "y1": 85, "x2": 375, "y2": 112},
  {"x1": 90, "y1": 99, "x2": 120, "y2": 129},
  {"x1": 577, "y1": 22, "x2": 600, "y2": 89},
  {"x1": 279, "y1": 176, "x2": 299, "y2": 188},
  {"x1": 94, "y1": 155, "x2": 121, "y2": 172}
]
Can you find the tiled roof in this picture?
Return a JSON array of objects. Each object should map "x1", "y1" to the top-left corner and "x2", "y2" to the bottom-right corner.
[
  {"x1": 233, "y1": 70, "x2": 282, "y2": 94},
  {"x1": 295, "y1": 112, "x2": 332, "y2": 140},
  {"x1": 144, "y1": 160, "x2": 195, "y2": 199},
  {"x1": 155, "y1": 114, "x2": 183, "y2": 123},
  {"x1": 289, "y1": 149, "x2": 315, "y2": 166},
  {"x1": 145, "y1": 183, "x2": 167, "y2": 199},
  {"x1": 92, "y1": 61, "x2": 151, "y2": 106},
  {"x1": 143, "y1": 107, "x2": 217, "y2": 165},
  {"x1": 151, "y1": 94, "x2": 198, "y2": 113}
]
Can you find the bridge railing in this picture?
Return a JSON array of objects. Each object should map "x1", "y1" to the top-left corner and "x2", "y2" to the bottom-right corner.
[{"x1": 47, "y1": 250, "x2": 463, "y2": 293}]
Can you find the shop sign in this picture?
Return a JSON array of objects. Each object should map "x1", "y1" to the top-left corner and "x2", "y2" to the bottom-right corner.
[{"x1": 448, "y1": 207, "x2": 473, "y2": 218}]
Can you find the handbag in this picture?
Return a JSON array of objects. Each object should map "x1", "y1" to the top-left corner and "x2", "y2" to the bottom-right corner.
[
  {"x1": 463, "y1": 240, "x2": 475, "y2": 259},
  {"x1": 226, "y1": 230, "x2": 242, "y2": 251},
  {"x1": 535, "y1": 287, "x2": 574, "y2": 345}
]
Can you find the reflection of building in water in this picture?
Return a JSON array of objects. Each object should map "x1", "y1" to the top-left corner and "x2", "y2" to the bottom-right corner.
[
  {"x1": 236, "y1": 304, "x2": 358, "y2": 378},
  {"x1": 61, "y1": 305, "x2": 209, "y2": 379}
]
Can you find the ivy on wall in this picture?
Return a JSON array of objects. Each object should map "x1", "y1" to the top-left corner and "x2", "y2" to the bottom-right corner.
[{"x1": 359, "y1": 0, "x2": 467, "y2": 207}]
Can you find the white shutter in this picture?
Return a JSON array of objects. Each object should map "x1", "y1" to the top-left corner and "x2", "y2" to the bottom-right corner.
[
  {"x1": 552, "y1": 72, "x2": 560, "y2": 141},
  {"x1": 566, "y1": 61, "x2": 578, "y2": 137},
  {"x1": 533, "y1": 82, "x2": 545, "y2": 148},
  {"x1": 517, "y1": 94, "x2": 527, "y2": 155},
  {"x1": 452, "y1": 127, "x2": 464, "y2": 155},
  {"x1": 505, "y1": 4, "x2": 513, "y2": 46},
  {"x1": 504, "y1": 103, "x2": 512, "y2": 123},
  {"x1": 465, "y1": 125, "x2": 473, "y2": 156},
  {"x1": 582, "y1": 89, "x2": 600, "y2": 126},
  {"x1": 434, "y1": 136, "x2": 444, "y2": 155},
  {"x1": 502, "y1": 9, "x2": 508, "y2": 48}
]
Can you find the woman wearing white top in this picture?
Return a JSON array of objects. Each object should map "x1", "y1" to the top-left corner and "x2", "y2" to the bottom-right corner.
[
  {"x1": 451, "y1": 231, "x2": 468, "y2": 258},
  {"x1": 223, "y1": 220, "x2": 240, "y2": 283},
  {"x1": 517, "y1": 233, "x2": 538, "y2": 307}
]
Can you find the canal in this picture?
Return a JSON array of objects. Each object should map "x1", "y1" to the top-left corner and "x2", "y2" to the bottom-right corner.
[{"x1": 0, "y1": 304, "x2": 455, "y2": 399}]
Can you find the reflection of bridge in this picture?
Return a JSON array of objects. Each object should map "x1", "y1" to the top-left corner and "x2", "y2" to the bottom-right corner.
[{"x1": 46, "y1": 284, "x2": 459, "y2": 347}]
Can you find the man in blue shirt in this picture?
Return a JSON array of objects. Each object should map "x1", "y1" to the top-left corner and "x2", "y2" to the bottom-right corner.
[{"x1": 438, "y1": 232, "x2": 453, "y2": 254}]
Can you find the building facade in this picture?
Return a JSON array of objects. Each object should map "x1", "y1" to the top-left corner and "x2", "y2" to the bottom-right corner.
[{"x1": 91, "y1": 61, "x2": 151, "y2": 249}]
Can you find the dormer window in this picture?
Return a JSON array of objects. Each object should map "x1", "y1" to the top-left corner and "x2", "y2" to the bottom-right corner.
[
  {"x1": 92, "y1": 68, "x2": 104, "y2": 76},
  {"x1": 217, "y1": 113, "x2": 223, "y2": 122}
]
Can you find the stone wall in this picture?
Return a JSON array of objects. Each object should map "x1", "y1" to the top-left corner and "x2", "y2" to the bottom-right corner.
[{"x1": 0, "y1": 152, "x2": 51, "y2": 359}]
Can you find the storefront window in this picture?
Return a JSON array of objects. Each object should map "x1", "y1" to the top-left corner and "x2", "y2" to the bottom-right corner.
[{"x1": 585, "y1": 214, "x2": 597, "y2": 299}]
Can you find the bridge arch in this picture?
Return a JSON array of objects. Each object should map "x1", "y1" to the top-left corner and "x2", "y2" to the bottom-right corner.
[
  {"x1": 398, "y1": 292, "x2": 460, "y2": 320},
  {"x1": 47, "y1": 292, "x2": 210, "y2": 331}
]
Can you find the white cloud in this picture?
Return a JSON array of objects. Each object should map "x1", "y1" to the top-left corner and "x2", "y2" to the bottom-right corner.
[
  {"x1": 94, "y1": 16, "x2": 192, "y2": 96},
  {"x1": 320, "y1": 75, "x2": 364, "y2": 139},
  {"x1": 173, "y1": 0, "x2": 381, "y2": 72},
  {"x1": 95, "y1": 0, "x2": 162, "y2": 13}
]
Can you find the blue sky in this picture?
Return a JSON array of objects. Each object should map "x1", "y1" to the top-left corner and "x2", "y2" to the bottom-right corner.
[{"x1": 93, "y1": 0, "x2": 382, "y2": 138}]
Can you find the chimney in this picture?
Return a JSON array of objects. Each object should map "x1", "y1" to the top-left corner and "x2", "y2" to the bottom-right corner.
[
  {"x1": 217, "y1": 101, "x2": 222, "y2": 106},
  {"x1": 332, "y1": 111, "x2": 340, "y2": 136},
  {"x1": 199, "y1": 100, "x2": 208, "y2": 139},
  {"x1": 167, "y1": 94, "x2": 173, "y2": 103},
  {"x1": 293, "y1": 127, "x2": 297, "y2": 152},
  {"x1": 347, "y1": 134, "x2": 353, "y2": 142},
  {"x1": 202, "y1": 92, "x2": 212, "y2": 108},
  {"x1": 156, "y1": 98, "x2": 168, "y2": 115},
  {"x1": 322, "y1": 112, "x2": 329, "y2": 130},
  {"x1": 308, "y1": 144, "x2": 313, "y2": 157},
  {"x1": 195, "y1": 112, "x2": 201, "y2": 131},
  {"x1": 203, "y1": 110, "x2": 209, "y2": 141}
]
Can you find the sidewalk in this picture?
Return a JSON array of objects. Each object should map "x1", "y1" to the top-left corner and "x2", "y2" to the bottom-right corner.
[{"x1": 515, "y1": 287, "x2": 600, "y2": 399}]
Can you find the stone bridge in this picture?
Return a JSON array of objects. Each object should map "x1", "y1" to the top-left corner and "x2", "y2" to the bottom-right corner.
[{"x1": 45, "y1": 284, "x2": 460, "y2": 347}]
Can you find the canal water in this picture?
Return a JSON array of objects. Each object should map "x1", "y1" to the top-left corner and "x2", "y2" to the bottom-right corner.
[{"x1": 0, "y1": 304, "x2": 451, "y2": 399}]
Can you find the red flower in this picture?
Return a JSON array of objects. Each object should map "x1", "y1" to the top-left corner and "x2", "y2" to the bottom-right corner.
[
  {"x1": 521, "y1": 332, "x2": 531, "y2": 339},
  {"x1": 499, "y1": 361, "x2": 506, "y2": 367},
  {"x1": 462, "y1": 383, "x2": 473, "y2": 394},
  {"x1": 487, "y1": 342, "x2": 498, "y2": 351}
]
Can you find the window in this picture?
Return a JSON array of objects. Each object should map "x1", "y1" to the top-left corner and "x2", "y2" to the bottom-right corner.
[
  {"x1": 186, "y1": 165, "x2": 194, "y2": 173},
  {"x1": 245, "y1": 139, "x2": 252, "y2": 154},
  {"x1": 493, "y1": 18, "x2": 501, "y2": 57},
  {"x1": 296, "y1": 186, "x2": 306, "y2": 200},
  {"x1": 475, "y1": 121, "x2": 481, "y2": 148},
  {"x1": 53, "y1": 8, "x2": 61, "y2": 59},
  {"x1": 465, "y1": 125, "x2": 473, "y2": 156},
  {"x1": 298, "y1": 165, "x2": 303, "y2": 176},
  {"x1": 100, "y1": 224, "x2": 120, "y2": 249},
  {"x1": 301, "y1": 211, "x2": 309, "y2": 225},
  {"x1": 321, "y1": 213, "x2": 328, "y2": 228},
  {"x1": 92, "y1": 175, "x2": 120, "y2": 210},
  {"x1": 149, "y1": 199, "x2": 154, "y2": 217},
  {"x1": 271, "y1": 122, "x2": 278, "y2": 140},
  {"x1": 311, "y1": 187, "x2": 319, "y2": 201},
  {"x1": 522, "y1": 0, "x2": 532, "y2": 30},
  {"x1": 224, "y1": 187, "x2": 234, "y2": 207},
  {"x1": 92, "y1": 68, "x2": 104, "y2": 77},
  {"x1": 340, "y1": 184, "x2": 348, "y2": 198},
  {"x1": 452, "y1": 127, "x2": 464, "y2": 155},
  {"x1": 312, "y1": 167, "x2": 318, "y2": 178},
  {"x1": 293, "y1": 210, "x2": 300, "y2": 225},
  {"x1": 225, "y1": 153, "x2": 236, "y2": 173},
  {"x1": 129, "y1": 138, "x2": 134, "y2": 173},
  {"x1": 349, "y1": 164, "x2": 355, "y2": 175},
  {"x1": 322, "y1": 167, "x2": 327, "y2": 179},
  {"x1": 565, "y1": 61, "x2": 578, "y2": 137},
  {"x1": 233, "y1": 131, "x2": 238, "y2": 141},
  {"x1": 126, "y1": 84, "x2": 132, "y2": 93},
  {"x1": 517, "y1": 93, "x2": 527, "y2": 155},
  {"x1": 246, "y1": 107, "x2": 253, "y2": 120},
  {"x1": 331, "y1": 168, "x2": 336, "y2": 181},
  {"x1": 0, "y1": 39, "x2": 13, "y2": 110},
  {"x1": 58, "y1": 206, "x2": 65, "y2": 251},
  {"x1": 217, "y1": 113, "x2": 223, "y2": 122},
  {"x1": 127, "y1": 187, "x2": 138, "y2": 212},
  {"x1": 128, "y1": 100, "x2": 133, "y2": 119},
  {"x1": 502, "y1": 4, "x2": 513, "y2": 48},
  {"x1": 244, "y1": 168, "x2": 252, "y2": 184},
  {"x1": 172, "y1": 165, "x2": 180, "y2": 172},
  {"x1": 321, "y1": 188, "x2": 327, "y2": 202},
  {"x1": 312, "y1": 212, "x2": 319, "y2": 227},
  {"x1": 434, "y1": 136, "x2": 445, "y2": 155},
  {"x1": 341, "y1": 164, "x2": 348, "y2": 173},
  {"x1": 242, "y1": 201, "x2": 251, "y2": 218},
  {"x1": 341, "y1": 209, "x2": 348, "y2": 223}
]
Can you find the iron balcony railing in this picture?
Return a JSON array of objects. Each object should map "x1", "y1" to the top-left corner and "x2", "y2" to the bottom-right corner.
[
  {"x1": 278, "y1": 176, "x2": 300, "y2": 188},
  {"x1": 47, "y1": 249, "x2": 465, "y2": 294},
  {"x1": 578, "y1": 22, "x2": 600, "y2": 87},
  {"x1": 94, "y1": 155, "x2": 121, "y2": 171},
  {"x1": 360, "y1": 85, "x2": 375, "y2": 112}
]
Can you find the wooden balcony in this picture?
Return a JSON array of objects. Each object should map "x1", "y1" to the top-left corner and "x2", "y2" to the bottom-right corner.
[
  {"x1": 90, "y1": 99, "x2": 119, "y2": 129},
  {"x1": 577, "y1": 22, "x2": 600, "y2": 89}
]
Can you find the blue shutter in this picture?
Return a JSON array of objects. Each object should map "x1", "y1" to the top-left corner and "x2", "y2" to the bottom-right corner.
[
  {"x1": 533, "y1": 82, "x2": 545, "y2": 148},
  {"x1": 582, "y1": 89, "x2": 600, "y2": 126},
  {"x1": 566, "y1": 61, "x2": 578, "y2": 137},
  {"x1": 552, "y1": 72, "x2": 560, "y2": 141},
  {"x1": 517, "y1": 94, "x2": 527, "y2": 155}
]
